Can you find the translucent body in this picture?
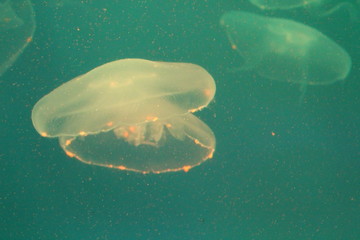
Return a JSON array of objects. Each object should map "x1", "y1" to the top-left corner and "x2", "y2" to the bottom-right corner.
[
  {"x1": 249, "y1": 0, "x2": 322, "y2": 10},
  {"x1": 0, "y1": 0, "x2": 24, "y2": 30},
  {"x1": 220, "y1": 11, "x2": 351, "y2": 86},
  {"x1": 0, "y1": 0, "x2": 35, "y2": 77},
  {"x1": 249, "y1": 0, "x2": 359, "y2": 21},
  {"x1": 32, "y1": 59, "x2": 216, "y2": 174}
]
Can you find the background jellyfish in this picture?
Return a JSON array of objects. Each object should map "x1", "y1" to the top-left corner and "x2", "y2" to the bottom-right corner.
[
  {"x1": 0, "y1": 0, "x2": 36, "y2": 77},
  {"x1": 220, "y1": 11, "x2": 351, "y2": 94},
  {"x1": 249, "y1": 0, "x2": 322, "y2": 10},
  {"x1": 0, "y1": 0, "x2": 24, "y2": 30},
  {"x1": 249, "y1": 0, "x2": 359, "y2": 21},
  {"x1": 41, "y1": 0, "x2": 91, "y2": 8},
  {"x1": 32, "y1": 58, "x2": 216, "y2": 174}
]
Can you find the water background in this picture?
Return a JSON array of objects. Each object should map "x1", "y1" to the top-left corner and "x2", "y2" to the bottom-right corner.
[{"x1": 1, "y1": 0, "x2": 359, "y2": 239}]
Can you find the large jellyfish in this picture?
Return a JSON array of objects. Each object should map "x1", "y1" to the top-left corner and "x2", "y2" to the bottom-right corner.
[
  {"x1": 32, "y1": 59, "x2": 216, "y2": 174},
  {"x1": 220, "y1": 11, "x2": 351, "y2": 93},
  {"x1": 0, "y1": 0, "x2": 36, "y2": 77}
]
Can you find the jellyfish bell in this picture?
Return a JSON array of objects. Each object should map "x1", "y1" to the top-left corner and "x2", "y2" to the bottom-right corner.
[
  {"x1": 220, "y1": 11, "x2": 351, "y2": 95},
  {"x1": 32, "y1": 59, "x2": 216, "y2": 137},
  {"x1": 249, "y1": 0, "x2": 323, "y2": 10},
  {"x1": 32, "y1": 59, "x2": 216, "y2": 174},
  {"x1": 249, "y1": 0, "x2": 360, "y2": 21}
]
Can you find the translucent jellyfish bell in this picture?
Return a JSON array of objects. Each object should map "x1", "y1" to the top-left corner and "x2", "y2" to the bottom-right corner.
[
  {"x1": 32, "y1": 59, "x2": 216, "y2": 174},
  {"x1": 249, "y1": 0, "x2": 359, "y2": 21},
  {"x1": 249, "y1": 0, "x2": 323, "y2": 10},
  {"x1": 220, "y1": 11, "x2": 351, "y2": 89}
]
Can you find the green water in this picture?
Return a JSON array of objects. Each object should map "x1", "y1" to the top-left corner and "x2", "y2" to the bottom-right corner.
[{"x1": 0, "y1": 0, "x2": 359, "y2": 239}]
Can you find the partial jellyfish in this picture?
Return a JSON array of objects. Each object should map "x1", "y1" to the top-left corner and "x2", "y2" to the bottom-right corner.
[
  {"x1": 32, "y1": 59, "x2": 216, "y2": 174},
  {"x1": 220, "y1": 11, "x2": 351, "y2": 98},
  {"x1": 0, "y1": 0, "x2": 36, "y2": 77},
  {"x1": 0, "y1": 0, "x2": 24, "y2": 30},
  {"x1": 249, "y1": 0, "x2": 321, "y2": 10},
  {"x1": 41, "y1": 0, "x2": 92, "y2": 9},
  {"x1": 249, "y1": 0, "x2": 359, "y2": 21}
]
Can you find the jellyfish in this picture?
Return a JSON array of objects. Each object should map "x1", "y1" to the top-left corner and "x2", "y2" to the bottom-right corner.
[
  {"x1": 220, "y1": 11, "x2": 351, "y2": 96},
  {"x1": 249, "y1": 0, "x2": 359, "y2": 21},
  {"x1": 249, "y1": 0, "x2": 323, "y2": 10},
  {"x1": 0, "y1": 0, "x2": 36, "y2": 77},
  {"x1": 32, "y1": 59, "x2": 216, "y2": 174},
  {"x1": 0, "y1": 0, "x2": 24, "y2": 30}
]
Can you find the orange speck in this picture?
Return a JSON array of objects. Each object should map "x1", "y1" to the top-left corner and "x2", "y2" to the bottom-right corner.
[
  {"x1": 128, "y1": 126, "x2": 136, "y2": 133},
  {"x1": 79, "y1": 131, "x2": 87, "y2": 136},
  {"x1": 26, "y1": 37, "x2": 33, "y2": 43},
  {"x1": 208, "y1": 151, "x2": 214, "y2": 159},
  {"x1": 165, "y1": 123, "x2": 172, "y2": 128},
  {"x1": 117, "y1": 165, "x2": 126, "y2": 170},
  {"x1": 65, "y1": 151, "x2": 75, "y2": 158},
  {"x1": 231, "y1": 44, "x2": 237, "y2": 50},
  {"x1": 271, "y1": 132, "x2": 276, "y2": 136},
  {"x1": 109, "y1": 81, "x2": 117, "y2": 87},
  {"x1": 40, "y1": 132, "x2": 48, "y2": 137},
  {"x1": 146, "y1": 116, "x2": 158, "y2": 121},
  {"x1": 122, "y1": 131, "x2": 129, "y2": 138},
  {"x1": 194, "y1": 139, "x2": 200, "y2": 144},
  {"x1": 65, "y1": 139, "x2": 72, "y2": 146},
  {"x1": 203, "y1": 89, "x2": 212, "y2": 97},
  {"x1": 182, "y1": 165, "x2": 192, "y2": 172},
  {"x1": 106, "y1": 121, "x2": 114, "y2": 127}
]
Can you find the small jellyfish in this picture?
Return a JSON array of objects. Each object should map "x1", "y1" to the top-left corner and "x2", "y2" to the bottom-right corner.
[
  {"x1": 32, "y1": 59, "x2": 216, "y2": 174},
  {"x1": 0, "y1": 0, "x2": 36, "y2": 77},
  {"x1": 220, "y1": 11, "x2": 351, "y2": 93}
]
